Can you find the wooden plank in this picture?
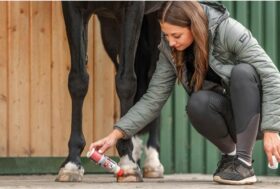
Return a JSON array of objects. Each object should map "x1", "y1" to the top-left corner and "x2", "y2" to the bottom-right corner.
[
  {"x1": 160, "y1": 94, "x2": 174, "y2": 173},
  {"x1": 253, "y1": 140, "x2": 266, "y2": 175},
  {"x1": 0, "y1": 2, "x2": 8, "y2": 157},
  {"x1": 221, "y1": 1, "x2": 235, "y2": 17},
  {"x1": 190, "y1": 125, "x2": 204, "y2": 173},
  {"x1": 92, "y1": 16, "x2": 116, "y2": 156},
  {"x1": 8, "y1": 2, "x2": 31, "y2": 156},
  {"x1": 81, "y1": 16, "x2": 94, "y2": 157},
  {"x1": 30, "y1": 2, "x2": 52, "y2": 156},
  {"x1": 264, "y1": 2, "x2": 277, "y2": 64},
  {"x1": 51, "y1": 2, "x2": 71, "y2": 156},
  {"x1": 250, "y1": 1, "x2": 263, "y2": 45},
  {"x1": 174, "y1": 85, "x2": 188, "y2": 173},
  {"x1": 100, "y1": 49, "x2": 115, "y2": 157},
  {"x1": 250, "y1": 1, "x2": 266, "y2": 176},
  {"x1": 205, "y1": 141, "x2": 219, "y2": 174},
  {"x1": 265, "y1": 5, "x2": 278, "y2": 170},
  {"x1": 236, "y1": 1, "x2": 249, "y2": 28},
  {"x1": 113, "y1": 89, "x2": 120, "y2": 156}
]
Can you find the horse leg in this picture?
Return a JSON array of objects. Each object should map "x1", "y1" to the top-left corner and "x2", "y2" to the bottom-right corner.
[
  {"x1": 134, "y1": 13, "x2": 164, "y2": 178},
  {"x1": 115, "y1": 2, "x2": 146, "y2": 182},
  {"x1": 98, "y1": 13, "x2": 143, "y2": 182},
  {"x1": 98, "y1": 14, "x2": 142, "y2": 182},
  {"x1": 56, "y1": 2, "x2": 91, "y2": 182},
  {"x1": 98, "y1": 16, "x2": 120, "y2": 70},
  {"x1": 143, "y1": 119, "x2": 164, "y2": 178}
]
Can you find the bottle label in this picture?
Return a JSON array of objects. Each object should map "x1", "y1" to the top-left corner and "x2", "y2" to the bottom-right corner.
[
  {"x1": 87, "y1": 148, "x2": 124, "y2": 176},
  {"x1": 99, "y1": 157, "x2": 118, "y2": 172}
]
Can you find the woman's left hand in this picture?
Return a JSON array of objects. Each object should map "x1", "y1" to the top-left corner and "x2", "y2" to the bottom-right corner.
[
  {"x1": 263, "y1": 131, "x2": 280, "y2": 166},
  {"x1": 89, "y1": 129, "x2": 125, "y2": 154}
]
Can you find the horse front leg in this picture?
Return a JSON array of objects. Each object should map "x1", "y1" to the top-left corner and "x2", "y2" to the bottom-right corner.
[
  {"x1": 115, "y1": 2, "x2": 145, "y2": 183},
  {"x1": 56, "y1": 2, "x2": 90, "y2": 182},
  {"x1": 141, "y1": 13, "x2": 164, "y2": 178},
  {"x1": 98, "y1": 13, "x2": 143, "y2": 182}
]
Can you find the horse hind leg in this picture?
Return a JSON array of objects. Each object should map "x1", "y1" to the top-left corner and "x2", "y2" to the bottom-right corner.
[
  {"x1": 132, "y1": 13, "x2": 163, "y2": 179},
  {"x1": 131, "y1": 134, "x2": 164, "y2": 178},
  {"x1": 132, "y1": 136, "x2": 144, "y2": 165},
  {"x1": 98, "y1": 16, "x2": 120, "y2": 70},
  {"x1": 143, "y1": 119, "x2": 164, "y2": 178},
  {"x1": 142, "y1": 13, "x2": 163, "y2": 179}
]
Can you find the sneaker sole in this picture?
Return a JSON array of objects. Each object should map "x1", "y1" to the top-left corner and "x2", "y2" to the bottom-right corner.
[{"x1": 213, "y1": 175, "x2": 257, "y2": 185}]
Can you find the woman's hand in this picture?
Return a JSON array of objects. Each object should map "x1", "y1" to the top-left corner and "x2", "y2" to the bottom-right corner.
[
  {"x1": 89, "y1": 129, "x2": 125, "y2": 154},
  {"x1": 263, "y1": 131, "x2": 280, "y2": 166}
]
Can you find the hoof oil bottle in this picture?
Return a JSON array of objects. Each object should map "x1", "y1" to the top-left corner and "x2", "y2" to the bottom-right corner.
[{"x1": 87, "y1": 148, "x2": 124, "y2": 176}]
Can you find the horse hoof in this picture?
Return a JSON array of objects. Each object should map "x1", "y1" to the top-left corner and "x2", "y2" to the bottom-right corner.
[
  {"x1": 143, "y1": 164, "x2": 164, "y2": 178},
  {"x1": 117, "y1": 167, "x2": 143, "y2": 182},
  {"x1": 55, "y1": 165, "x2": 84, "y2": 182},
  {"x1": 117, "y1": 175, "x2": 143, "y2": 182}
]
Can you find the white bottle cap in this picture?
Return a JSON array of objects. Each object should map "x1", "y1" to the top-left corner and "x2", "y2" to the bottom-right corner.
[{"x1": 268, "y1": 155, "x2": 278, "y2": 169}]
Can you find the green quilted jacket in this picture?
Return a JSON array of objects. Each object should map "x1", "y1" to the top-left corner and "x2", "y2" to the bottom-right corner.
[{"x1": 114, "y1": 2, "x2": 280, "y2": 138}]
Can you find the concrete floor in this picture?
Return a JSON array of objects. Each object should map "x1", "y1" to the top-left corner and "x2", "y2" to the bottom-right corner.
[{"x1": 0, "y1": 174, "x2": 280, "y2": 189}]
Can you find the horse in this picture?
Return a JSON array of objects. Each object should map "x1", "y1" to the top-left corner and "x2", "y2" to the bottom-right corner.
[{"x1": 55, "y1": 1, "x2": 164, "y2": 182}]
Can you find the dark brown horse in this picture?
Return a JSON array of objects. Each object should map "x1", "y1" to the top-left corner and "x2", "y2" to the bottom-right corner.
[{"x1": 56, "y1": 1, "x2": 164, "y2": 182}]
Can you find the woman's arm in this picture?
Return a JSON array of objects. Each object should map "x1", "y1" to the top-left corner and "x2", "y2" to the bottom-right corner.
[
  {"x1": 113, "y1": 51, "x2": 177, "y2": 139},
  {"x1": 90, "y1": 50, "x2": 177, "y2": 153},
  {"x1": 89, "y1": 128, "x2": 125, "y2": 153}
]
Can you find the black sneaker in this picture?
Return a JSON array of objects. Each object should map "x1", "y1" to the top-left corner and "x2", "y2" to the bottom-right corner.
[
  {"x1": 213, "y1": 155, "x2": 235, "y2": 177},
  {"x1": 213, "y1": 156, "x2": 257, "y2": 185}
]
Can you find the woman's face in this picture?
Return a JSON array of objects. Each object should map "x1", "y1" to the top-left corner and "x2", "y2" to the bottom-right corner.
[{"x1": 160, "y1": 22, "x2": 194, "y2": 51}]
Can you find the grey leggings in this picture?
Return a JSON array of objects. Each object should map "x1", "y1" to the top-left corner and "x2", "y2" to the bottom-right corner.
[{"x1": 186, "y1": 64, "x2": 262, "y2": 163}]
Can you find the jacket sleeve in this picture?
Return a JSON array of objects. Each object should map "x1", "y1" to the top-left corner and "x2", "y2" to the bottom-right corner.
[
  {"x1": 114, "y1": 52, "x2": 177, "y2": 138},
  {"x1": 220, "y1": 17, "x2": 280, "y2": 132}
]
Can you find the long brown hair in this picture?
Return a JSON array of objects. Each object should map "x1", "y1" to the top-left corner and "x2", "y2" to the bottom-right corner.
[{"x1": 158, "y1": 1, "x2": 209, "y2": 91}]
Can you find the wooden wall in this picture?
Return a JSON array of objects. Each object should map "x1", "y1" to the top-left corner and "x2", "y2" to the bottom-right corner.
[{"x1": 0, "y1": 2, "x2": 119, "y2": 157}]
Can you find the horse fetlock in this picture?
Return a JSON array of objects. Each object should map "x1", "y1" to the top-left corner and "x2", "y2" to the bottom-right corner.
[
  {"x1": 132, "y1": 136, "x2": 143, "y2": 162},
  {"x1": 143, "y1": 147, "x2": 164, "y2": 178},
  {"x1": 144, "y1": 147, "x2": 161, "y2": 166},
  {"x1": 119, "y1": 155, "x2": 138, "y2": 168},
  {"x1": 117, "y1": 155, "x2": 143, "y2": 182}
]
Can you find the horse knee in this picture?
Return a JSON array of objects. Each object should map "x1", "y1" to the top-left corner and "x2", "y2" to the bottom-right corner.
[
  {"x1": 116, "y1": 74, "x2": 137, "y2": 100},
  {"x1": 68, "y1": 72, "x2": 89, "y2": 99}
]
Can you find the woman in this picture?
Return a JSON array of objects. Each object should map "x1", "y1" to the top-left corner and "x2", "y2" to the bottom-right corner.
[{"x1": 90, "y1": 1, "x2": 280, "y2": 185}]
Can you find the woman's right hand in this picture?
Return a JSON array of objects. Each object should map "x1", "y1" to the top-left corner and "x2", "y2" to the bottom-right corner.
[
  {"x1": 89, "y1": 129, "x2": 125, "y2": 154},
  {"x1": 263, "y1": 131, "x2": 280, "y2": 166}
]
